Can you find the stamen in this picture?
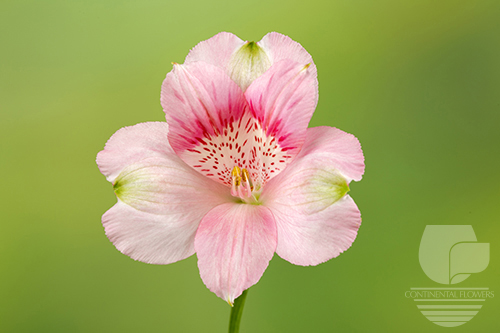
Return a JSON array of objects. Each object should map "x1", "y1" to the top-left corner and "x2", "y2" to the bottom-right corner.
[
  {"x1": 230, "y1": 166, "x2": 254, "y2": 200},
  {"x1": 241, "y1": 168, "x2": 253, "y2": 191},
  {"x1": 231, "y1": 166, "x2": 241, "y2": 177},
  {"x1": 231, "y1": 166, "x2": 241, "y2": 197}
]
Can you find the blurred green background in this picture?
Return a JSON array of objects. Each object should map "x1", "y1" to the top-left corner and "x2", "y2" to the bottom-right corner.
[{"x1": 1, "y1": 0, "x2": 499, "y2": 332}]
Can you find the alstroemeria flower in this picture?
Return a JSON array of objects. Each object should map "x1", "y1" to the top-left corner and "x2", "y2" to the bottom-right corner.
[{"x1": 97, "y1": 32, "x2": 364, "y2": 305}]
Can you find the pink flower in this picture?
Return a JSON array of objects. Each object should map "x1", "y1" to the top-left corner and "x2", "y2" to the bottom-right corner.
[{"x1": 97, "y1": 32, "x2": 364, "y2": 305}]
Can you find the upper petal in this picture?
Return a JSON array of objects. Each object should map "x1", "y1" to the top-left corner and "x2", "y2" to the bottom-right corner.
[
  {"x1": 97, "y1": 122, "x2": 232, "y2": 264},
  {"x1": 184, "y1": 32, "x2": 246, "y2": 71},
  {"x1": 258, "y1": 32, "x2": 317, "y2": 79},
  {"x1": 161, "y1": 63, "x2": 293, "y2": 188},
  {"x1": 185, "y1": 32, "x2": 271, "y2": 91},
  {"x1": 245, "y1": 59, "x2": 318, "y2": 160},
  {"x1": 227, "y1": 41, "x2": 272, "y2": 92},
  {"x1": 261, "y1": 126, "x2": 364, "y2": 266},
  {"x1": 184, "y1": 32, "x2": 317, "y2": 91},
  {"x1": 96, "y1": 122, "x2": 174, "y2": 183},
  {"x1": 194, "y1": 203, "x2": 277, "y2": 305},
  {"x1": 161, "y1": 62, "x2": 249, "y2": 152}
]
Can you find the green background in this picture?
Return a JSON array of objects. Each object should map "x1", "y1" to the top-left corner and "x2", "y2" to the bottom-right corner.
[{"x1": 1, "y1": 0, "x2": 499, "y2": 332}]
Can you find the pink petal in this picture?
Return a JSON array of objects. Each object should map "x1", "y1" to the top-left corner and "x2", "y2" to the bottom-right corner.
[
  {"x1": 185, "y1": 32, "x2": 272, "y2": 91},
  {"x1": 184, "y1": 32, "x2": 246, "y2": 71},
  {"x1": 161, "y1": 63, "x2": 292, "y2": 187},
  {"x1": 161, "y1": 62, "x2": 249, "y2": 152},
  {"x1": 96, "y1": 122, "x2": 174, "y2": 183},
  {"x1": 97, "y1": 122, "x2": 231, "y2": 264},
  {"x1": 109, "y1": 155, "x2": 229, "y2": 216},
  {"x1": 184, "y1": 32, "x2": 317, "y2": 91},
  {"x1": 194, "y1": 203, "x2": 277, "y2": 305},
  {"x1": 258, "y1": 32, "x2": 318, "y2": 78},
  {"x1": 261, "y1": 126, "x2": 364, "y2": 266},
  {"x1": 269, "y1": 195, "x2": 361, "y2": 266},
  {"x1": 245, "y1": 59, "x2": 318, "y2": 159},
  {"x1": 293, "y1": 126, "x2": 365, "y2": 182},
  {"x1": 103, "y1": 201, "x2": 201, "y2": 264}
]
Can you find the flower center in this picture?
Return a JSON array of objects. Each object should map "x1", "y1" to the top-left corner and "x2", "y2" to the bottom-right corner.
[
  {"x1": 230, "y1": 166, "x2": 260, "y2": 203},
  {"x1": 181, "y1": 113, "x2": 292, "y2": 190}
]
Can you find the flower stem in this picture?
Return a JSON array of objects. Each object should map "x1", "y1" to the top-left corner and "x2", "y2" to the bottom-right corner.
[{"x1": 228, "y1": 289, "x2": 249, "y2": 333}]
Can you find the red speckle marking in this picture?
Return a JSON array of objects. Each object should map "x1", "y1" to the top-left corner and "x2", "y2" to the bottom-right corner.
[{"x1": 179, "y1": 113, "x2": 295, "y2": 187}]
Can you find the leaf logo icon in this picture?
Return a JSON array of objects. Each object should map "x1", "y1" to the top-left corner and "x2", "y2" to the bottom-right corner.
[{"x1": 419, "y1": 225, "x2": 489, "y2": 284}]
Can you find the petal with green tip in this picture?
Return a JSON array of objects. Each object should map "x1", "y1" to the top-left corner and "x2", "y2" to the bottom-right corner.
[
  {"x1": 228, "y1": 41, "x2": 271, "y2": 91},
  {"x1": 97, "y1": 122, "x2": 231, "y2": 264},
  {"x1": 261, "y1": 126, "x2": 364, "y2": 266}
]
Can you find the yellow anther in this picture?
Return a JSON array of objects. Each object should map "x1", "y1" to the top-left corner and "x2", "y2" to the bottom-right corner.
[
  {"x1": 234, "y1": 176, "x2": 242, "y2": 187},
  {"x1": 241, "y1": 168, "x2": 248, "y2": 182},
  {"x1": 241, "y1": 168, "x2": 254, "y2": 190},
  {"x1": 231, "y1": 166, "x2": 241, "y2": 177}
]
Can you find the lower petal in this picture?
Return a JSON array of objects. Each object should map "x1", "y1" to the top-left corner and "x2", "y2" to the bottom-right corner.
[
  {"x1": 103, "y1": 201, "x2": 202, "y2": 264},
  {"x1": 270, "y1": 195, "x2": 361, "y2": 266},
  {"x1": 194, "y1": 203, "x2": 277, "y2": 305}
]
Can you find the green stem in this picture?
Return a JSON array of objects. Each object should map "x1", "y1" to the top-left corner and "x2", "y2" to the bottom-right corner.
[{"x1": 228, "y1": 289, "x2": 249, "y2": 333}]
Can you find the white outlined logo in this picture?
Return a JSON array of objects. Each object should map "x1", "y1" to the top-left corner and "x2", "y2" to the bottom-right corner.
[{"x1": 405, "y1": 225, "x2": 493, "y2": 328}]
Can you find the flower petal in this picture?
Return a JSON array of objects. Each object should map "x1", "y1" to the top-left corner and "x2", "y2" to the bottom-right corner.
[
  {"x1": 103, "y1": 201, "x2": 198, "y2": 264},
  {"x1": 245, "y1": 59, "x2": 318, "y2": 159},
  {"x1": 268, "y1": 195, "x2": 361, "y2": 266},
  {"x1": 185, "y1": 32, "x2": 271, "y2": 91},
  {"x1": 112, "y1": 155, "x2": 230, "y2": 215},
  {"x1": 96, "y1": 122, "x2": 173, "y2": 183},
  {"x1": 97, "y1": 122, "x2": 232, "y2": 264},
  {"x1": 184, "y1": 32, "x2": 246, "y2": 71},
  {"x1": 227, "y1": 41, "x2": 272, "y2": 92},
  {"x1": 291, "y1": 126, "x2": 365, "y2": 182},
  {"x1": 161, "y1": 62, "x2": 249, "y2": 152},
  {"x1": 161, "y1": 63, "x2": 292, "y2": 188},
  {"x1": 194, "y1": 203, "x2": 277, "y2": 305},
  {"x1": 185, "y1": 32, "x2": 317, "y2": 91},
  {"x1": 261, "y1": 126, "x2": 364, "y2": 266},
  {"x1": 258, "y1": 32, "x2": 317, "y2": 78}
]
